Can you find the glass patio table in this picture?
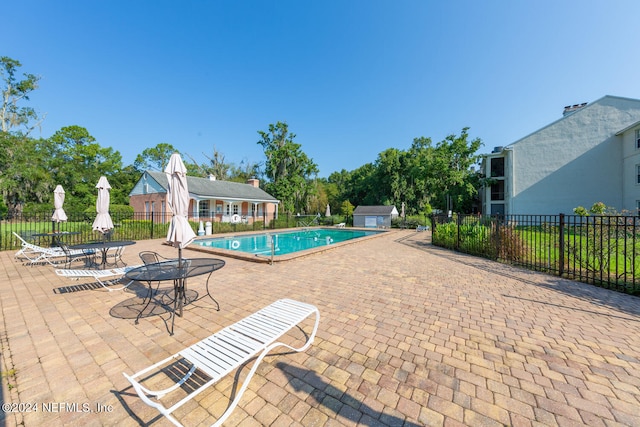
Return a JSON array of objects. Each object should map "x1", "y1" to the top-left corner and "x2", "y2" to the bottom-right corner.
[{"x1": 124, "y1": 258, "x2": 226, "y2": 335}]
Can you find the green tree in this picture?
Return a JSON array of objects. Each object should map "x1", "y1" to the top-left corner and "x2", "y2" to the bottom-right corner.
[
  {"x1": 45, "y1": 125, "x2": 123, "y2": 211},
  {"x1": 0, "y1": 56, "x2": 42, "y2": 135},
  {"x1": 134, "y1": 143, "x2": 179, "y2": 172},
  {"x1": 433, "y1": 128, "x2": 483, "y2": 212},
  {"x1": 257, "y1": 122, "x2": 319, "y2": 214},
  {"x1": 0, "y1": 132, "x2": 50, "y2": 215}
]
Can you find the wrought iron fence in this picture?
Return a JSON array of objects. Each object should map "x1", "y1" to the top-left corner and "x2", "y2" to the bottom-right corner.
[
  {"x1": 0, "y1": 210, "x2": 321, "y2": 252},
  {"x1": 432, "y1": 213, "x2": 640, "y2": 295}
]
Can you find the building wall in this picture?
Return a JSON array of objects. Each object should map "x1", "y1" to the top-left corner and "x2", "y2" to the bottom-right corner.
[
  {"x1": 488, "y1": 96, "x2": 640, "y2": 215},
  {"x1": 621, "y1": 125, "x2": 640, "y2": 212},
  {"x1": 129, "y1": 193, "x2": 171, "y2": 222},
  {"x1": 353, "y1": 215, "x2": 392, "y2": 228}
]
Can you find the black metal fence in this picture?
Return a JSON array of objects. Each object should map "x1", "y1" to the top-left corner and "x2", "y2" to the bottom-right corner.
[
  {"x1": 432, "y1": 213, "x2": 640, "y2": 295},
  {"x1": 0, "y1": 211, "x2": 339, "y2": 252}
]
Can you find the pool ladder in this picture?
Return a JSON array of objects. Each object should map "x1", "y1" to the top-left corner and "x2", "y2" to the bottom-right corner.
[{"x1": 267, "y1": 233, "x2": 275, "y2": 265}]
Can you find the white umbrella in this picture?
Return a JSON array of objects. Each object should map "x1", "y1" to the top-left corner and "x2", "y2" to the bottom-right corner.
[
  {"x1": 52, "y1": 185, "x2": 68, "y2": 223},
  {"x1": 325, "y1": 204, "x2": 331, "y2": 217},
  {"x1": 165, "y1": 153, "x2": 196, "y2": 262},
  {"x1": 92, "y1": 176, "x2": 114, "y2": 234},
  {"x1": 401, "y1": 202, "x2": 405, "y2": 219}
]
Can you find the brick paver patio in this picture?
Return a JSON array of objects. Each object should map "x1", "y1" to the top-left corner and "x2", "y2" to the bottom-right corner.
[{"x1": 1, "y1": 230, "x2": 639, "y2": 426}]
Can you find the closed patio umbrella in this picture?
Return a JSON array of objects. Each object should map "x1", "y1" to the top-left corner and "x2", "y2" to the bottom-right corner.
[
  {"x1": 325, "y1": 204, "x2": 331, "y2": 217},
  {"x1": 52, "y1": 185, "x2": 68, "y2": 223},
  {"x1": 92, "y1": 176, "x2": 114, "y2": 235},
  {"x1": 165, "y1": 153, "x2": 196, "y2": 263}
]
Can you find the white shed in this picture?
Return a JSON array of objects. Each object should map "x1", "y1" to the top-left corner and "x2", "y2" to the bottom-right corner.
[{"x1": 353, "y1": 205, "x2": 398, "y2": 228}]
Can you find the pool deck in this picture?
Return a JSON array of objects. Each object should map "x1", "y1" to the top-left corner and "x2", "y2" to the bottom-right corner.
[{"x1": 1, "y1": 230, "x2": 639, "y2": 426}]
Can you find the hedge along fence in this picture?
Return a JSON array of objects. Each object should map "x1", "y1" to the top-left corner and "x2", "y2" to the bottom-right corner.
[{"x1": 432, "y1": 213, "x2": 640, "y2": 295}]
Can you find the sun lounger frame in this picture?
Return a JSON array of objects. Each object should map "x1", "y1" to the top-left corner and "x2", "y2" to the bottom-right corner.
[
  {"x1": 123, "y1": 298, "x2": 320, "y2": 427},
  {"x1": 54, "y1": 265, "x2": 141, "y2": 291},
  {"x1": 13, "y1": 232, "x2": 89, "y2": 266}
]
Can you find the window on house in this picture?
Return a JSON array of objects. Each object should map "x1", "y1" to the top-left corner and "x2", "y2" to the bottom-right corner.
[
  {"x1": 490, "y1": 157, "x2": 505, "y2": 177},
  {"x1": 637, "y1": 165, "x2": 640, "y2": 184},
  {"x1": 199, "y1": 200, "x2": 210, "y2": 217},
  {"x1": 490, "y1": 181, "x2": 505, "y2": 200},
  {"x1": 233, "y1": 204, "x2": 239, "y2": 215},
  {"x1": 145, "y1": 202, "x2": 150, "y2": 220},
  {"x1": 636, "y1": 129, "x2": 640, "y2": 149}
]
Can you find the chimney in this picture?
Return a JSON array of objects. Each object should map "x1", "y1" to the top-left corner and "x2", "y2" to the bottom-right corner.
[
  {"x1": 563, "y1": 102, "x2": 587, "y2": 117},
  {"x1": 208, "y1": 174, "x2": 216, "y2": 181},
  {"x1": 246, "y1": 178, "x2": 259, "y2": 188}
]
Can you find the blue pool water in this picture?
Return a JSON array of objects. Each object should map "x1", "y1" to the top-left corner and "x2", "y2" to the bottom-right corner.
[{"x1": 193, "y1": 228, "x2": 382, "y2": 256}]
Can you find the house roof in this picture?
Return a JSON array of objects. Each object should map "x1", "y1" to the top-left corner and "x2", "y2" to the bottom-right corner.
[
  {"x1": 353, "y1": 205, "x2": 398, "y2": 215},
  {"x1": 145, "y1": 171, "x2": 279, "y2": 202},
  {"x1": 615, "y1": 120, "x2": 640, "y2": 136}
]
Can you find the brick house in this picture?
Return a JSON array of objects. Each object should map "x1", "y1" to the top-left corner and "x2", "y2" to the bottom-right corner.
[{"x1": 129, "y1": 171, "x2": 279, "y2": 224}]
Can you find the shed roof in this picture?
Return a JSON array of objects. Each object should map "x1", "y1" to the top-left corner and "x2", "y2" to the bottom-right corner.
[
  {"x1": 145, "y1": 171, "x2": 279, "y2": 202},
  {"x1": 353, "y1": 205, "x2": 398, "y2": 215}
]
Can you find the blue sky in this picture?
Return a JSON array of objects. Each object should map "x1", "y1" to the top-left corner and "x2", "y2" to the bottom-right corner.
[{"x1": 5, "y1": 1, "x2": 640, "y2": 178}]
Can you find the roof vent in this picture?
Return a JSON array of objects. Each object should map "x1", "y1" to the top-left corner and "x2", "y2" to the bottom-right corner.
[
  {"x1": 563, "y1": 102, "x2": 587, "y2": 116},
  {"x1": 492, "y1": 146, "x2": 504, "y2": 153}
]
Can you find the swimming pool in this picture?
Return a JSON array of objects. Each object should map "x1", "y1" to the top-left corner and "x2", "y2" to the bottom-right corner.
[{"x1": 191, "y1": 228, "x2": 384, "y2": 261}]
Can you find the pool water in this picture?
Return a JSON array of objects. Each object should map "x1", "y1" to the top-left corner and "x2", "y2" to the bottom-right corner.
[{"x1": 193, "y1": 228, "x2": 382, "y2": 256}]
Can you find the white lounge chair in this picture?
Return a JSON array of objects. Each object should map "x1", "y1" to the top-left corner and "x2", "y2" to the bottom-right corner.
[
  {"x1": 13, "y1": 232, "x2": 89, "y2": 266},
  {"x1": 55, "y1": 265, "x2": 142, "y2": 291},
  {"x1": 123, "y1": 298, "x2": 320, "y2": 427},
  {"x1": 335, "y1": 222, "x2": 346, "y2": 228}
]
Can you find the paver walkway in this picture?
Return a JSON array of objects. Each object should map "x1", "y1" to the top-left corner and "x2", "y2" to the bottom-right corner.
[{"x1": 1, "y1": 230, "x2": 639, "y2": 426}]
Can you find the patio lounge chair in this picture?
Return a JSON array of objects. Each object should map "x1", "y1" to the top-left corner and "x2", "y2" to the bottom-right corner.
[
  {"x1": 123, "y1": 298, "x2": 320, "y2": 427},
  {"x1": 13, "y1": 232, "x2": 90, "y2": 266},
  {"x1": 55, "y1": 265, "x2": 142, "y2": 291},
  {"x1": 416, "y1": 225, "x2": 430, "y2": 232}
]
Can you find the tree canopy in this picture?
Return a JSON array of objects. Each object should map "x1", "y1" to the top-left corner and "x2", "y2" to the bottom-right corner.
[
  {"x1": 0, "y1": 56, "x2": 42, "y2": 135},
  {"x1": 257, "y1": 122, "x2": 319, "y2": 214}
]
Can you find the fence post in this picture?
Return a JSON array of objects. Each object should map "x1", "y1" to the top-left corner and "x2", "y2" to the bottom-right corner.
[
  {"x1": 456, "y1": 213, "x2": 461, "y2": 251},
  {"x1": 558, "y1": 213, "x2": 565, "y2": 277}
]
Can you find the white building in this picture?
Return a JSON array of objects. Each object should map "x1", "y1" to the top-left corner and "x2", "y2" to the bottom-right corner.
[{"x1": 481, "y1": 95, "x2": 640, "y2": 215}]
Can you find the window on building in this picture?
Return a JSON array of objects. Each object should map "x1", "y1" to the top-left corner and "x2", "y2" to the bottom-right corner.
[
  {"x1": 636, "y1": 129, "x2": 640, "y2": 149},
  {"x1": 637, "y1": 165, "x2": 640, "y2": 184},
  {"x1": 199, "y1": 200, "x2": 210, "y2": 217},
  {"x1": 490, "y1": 181, "x2": 505, "y2": 200},
  {"x1": 145, "y1": 202, "x2": 150, "y2": 220},
  {"x1": 490, "y1": 204, "x2": 505, "y2": 215},
  {"x1": 490, "y1": 157, "x2": 505, "y2": 177},
  {"x1": 636, "y1": 200, "x2": 640, "y2": 214},
  {"x1": 233, "y1": 204, "x2": 239, "y2": 215}
]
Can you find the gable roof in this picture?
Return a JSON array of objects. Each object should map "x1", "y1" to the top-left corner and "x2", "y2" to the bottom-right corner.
[
  {"x1": 353, "y1": 205, "x2": 398, "y2": 215},
  {"x1": 144, "y1": 171, "x2": 279, "y2": 202},
  {"x1": 506, "y1": 95, "x2": 640, "y2": 148}
]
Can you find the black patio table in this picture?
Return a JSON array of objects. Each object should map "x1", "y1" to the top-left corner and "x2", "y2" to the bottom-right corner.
[
  {"x1": 124, "y1": 257, "x2": 225, "y2": 335},
  {"x1": 70, "y1": 240, "x2": 136, "y2": 269}
]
